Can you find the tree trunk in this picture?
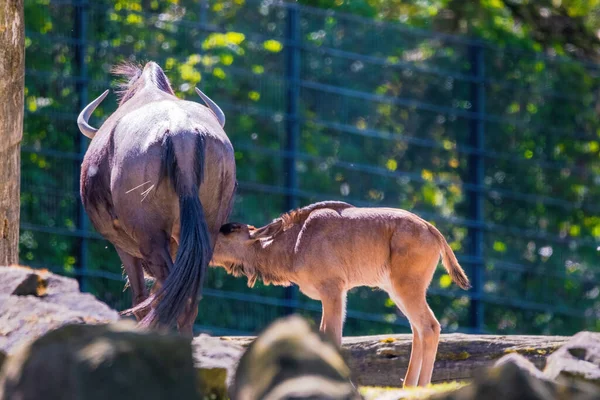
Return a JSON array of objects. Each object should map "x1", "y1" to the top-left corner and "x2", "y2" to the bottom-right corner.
[
  {"x1": 194, "y1": 333, "x2": 571, "y2": 388},
  {"x1": 0, "y1": 0, "x2": 25, "y2": 265}
]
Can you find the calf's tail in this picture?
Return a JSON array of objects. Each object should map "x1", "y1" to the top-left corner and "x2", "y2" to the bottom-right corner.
[
  {"x1": 427, "y1": 223, "x2": 471, "y2": 290},
  {"x1": 141, "y1": 134, "x2": 211, "y2": 329}
]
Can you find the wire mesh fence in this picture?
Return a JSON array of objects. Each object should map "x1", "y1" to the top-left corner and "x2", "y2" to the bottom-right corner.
[{"x1": 21, "y1": 0, "x2": 600, "y2": 336}]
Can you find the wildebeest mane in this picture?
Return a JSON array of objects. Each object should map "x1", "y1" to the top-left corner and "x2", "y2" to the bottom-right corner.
[
  {"x1": 112, "y1": 62, "x2": 142, "y2": 101},
  {"x1": 112, "y1": 61, "x2": 175, "y2": 105},
  {"x1": 250, "y1": 201, "x2": 355, "y2": 240}
]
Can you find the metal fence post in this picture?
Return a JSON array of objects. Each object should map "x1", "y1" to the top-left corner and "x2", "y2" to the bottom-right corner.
[
  {"x1": 199, "y1": 0, "x2": 208, "y2": 25},
  {"x1": 73, "y1": 0, "x2": 89, "y2": 291},
  {"x1": 283, "y1": 4, "x2": 301, "y2": 315},
  {"x1": 468, "y1": 43, "x2": 485, "y2": 332}
]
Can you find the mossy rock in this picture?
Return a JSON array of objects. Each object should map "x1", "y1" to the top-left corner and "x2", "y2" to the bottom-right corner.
[
  {"x1": 0, "y1": 321, "x2": 201, "y2": 400},
  {"x1": 436, "y1": 351, "x2": 470, "y2": 361},
  {"x1": 197, "y1": 367, "x2": 228, "y2": 400}
]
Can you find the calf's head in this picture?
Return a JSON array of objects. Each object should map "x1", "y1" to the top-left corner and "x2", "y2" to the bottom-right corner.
[
  {"x1": 212, "y1": 223, "x2": 254, "y2": 271},
  {"x1": 212, "y1": 221, "x2": 284, "y2": 286}
]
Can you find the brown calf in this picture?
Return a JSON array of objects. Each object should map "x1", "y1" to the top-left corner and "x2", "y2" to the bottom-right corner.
[{"x1": 211, "y1": 201, "x2": 470, "y2": 387}]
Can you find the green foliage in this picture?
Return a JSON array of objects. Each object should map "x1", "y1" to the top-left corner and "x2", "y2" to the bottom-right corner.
[{"x1": 21, "y1": 0, "x2": 600, "y2": 336}]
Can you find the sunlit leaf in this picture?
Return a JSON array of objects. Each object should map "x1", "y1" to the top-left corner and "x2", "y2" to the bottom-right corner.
[
  {"x1": 440, "y1": 274, "x2": 452, "y2": 289},
  {"x1": 263, "y1": 39, "x2": 283, "y2": 53}
]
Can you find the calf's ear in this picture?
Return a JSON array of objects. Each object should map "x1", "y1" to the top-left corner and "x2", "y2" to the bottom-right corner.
[{"x1": 249, "y1": 220, "x2": 283, "y2": 240}]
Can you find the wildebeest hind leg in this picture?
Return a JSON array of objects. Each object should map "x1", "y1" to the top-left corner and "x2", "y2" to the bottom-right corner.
[
  {"x1": 115, "y1": 247, "x2": 148, "y2": 320},
  {"x1": 131, "y1": 237, "x2": 174, "y2": 327},
  {"x1": 177, "y1": 298, "x2": 198, "y2": 337},
  {"x1": 140, "y1": 241, "x2": 173, "y2": 282}
]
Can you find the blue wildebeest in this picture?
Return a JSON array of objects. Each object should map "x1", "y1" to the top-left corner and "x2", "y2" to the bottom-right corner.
[{"x1": 77, "y1": 61, "x2": 236, "y2": 335}]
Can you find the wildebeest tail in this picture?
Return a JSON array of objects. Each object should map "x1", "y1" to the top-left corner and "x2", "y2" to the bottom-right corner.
[
  {"x1": 427, "y1": 223, "x2": 471, "y2": 290},
  {"x1": 142, "y1": 134, "x2": 211, "y2": 329}
]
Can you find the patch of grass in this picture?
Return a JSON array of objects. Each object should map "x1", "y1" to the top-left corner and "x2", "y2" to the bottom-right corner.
[{"x1": 359, "y1": 381, "x2": 468, "y2": 400}]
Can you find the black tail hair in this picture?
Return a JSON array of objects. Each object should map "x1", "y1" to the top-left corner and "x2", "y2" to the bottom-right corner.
[{"x1": 141, "y1": 134, "x2": 210, "y2": 328}]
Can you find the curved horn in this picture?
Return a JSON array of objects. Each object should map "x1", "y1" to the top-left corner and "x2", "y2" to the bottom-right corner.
[
  {"x1": 77, "y1": 89, "x2": 109, "y2": 139},
  {"x1": 195, "y1": 87, "x2": 225, "y2": 128}
]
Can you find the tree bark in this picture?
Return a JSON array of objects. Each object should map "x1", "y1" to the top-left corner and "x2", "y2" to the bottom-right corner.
[{"x1": 0, "y1": 0, "x2": 25, "y2": 265}]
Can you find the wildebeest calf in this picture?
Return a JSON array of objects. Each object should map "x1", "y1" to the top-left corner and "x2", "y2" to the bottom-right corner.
[{"x1": 211, "y1": 201, "x2": 470, "y2": 387}]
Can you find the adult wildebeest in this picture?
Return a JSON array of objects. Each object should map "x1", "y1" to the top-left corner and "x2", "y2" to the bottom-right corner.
[
  {"x1": 211, "y1": 201, "x2": 470, "y2": 387},
  {"x1": 77, "y1": 61, "x2": 236, "y2": 335}
]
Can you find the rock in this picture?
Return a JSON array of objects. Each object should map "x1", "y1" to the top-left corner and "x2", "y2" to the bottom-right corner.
[
  {"x1": 231, "y1": 315, "x2": 362, "y2": 400},
  {"x1": 0, "y1": 321, "x2": 202, "y2": 400},
  {"x1": 0, "y1": 265, "x2": 78, "y2": 296},
  {"x1": 544, "y1": 331, "x2": 600, "y2": 388},
  {"x1": 432, "y1": 360, "x2": 599, "y2": 400},
  {"x1": 493, "y1": 353, "x2": 549, "y2": 382},
  {"x1": 0, "y1": 265, "x2": 120, "y2": 354},
  {"x1": 10, "y1": 272, "x2": 47, "y2": 297},
  {"x1": 0, "y1": 266, "x2": 49, "y2": 296},
  {"x1": 192, "y1": 333, "x2": 245, "y2": 388}
]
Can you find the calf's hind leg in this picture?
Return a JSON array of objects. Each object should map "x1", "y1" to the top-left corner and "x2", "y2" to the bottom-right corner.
[
  {"x1": 388, "y1": 282, "x2": 440, "y2": 387},
  {"x1": 415, "y1": 304, "x2": 440, "y2": 386}
]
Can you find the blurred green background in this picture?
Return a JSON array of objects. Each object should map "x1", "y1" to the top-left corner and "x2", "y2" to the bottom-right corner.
[{"x1": 21, "y1": 0, "x2": 600, "y2": 335}]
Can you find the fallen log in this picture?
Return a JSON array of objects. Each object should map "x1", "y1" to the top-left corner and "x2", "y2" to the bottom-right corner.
[{"x1": 197, "y1": 333, "x2": 569, "y2": 388}]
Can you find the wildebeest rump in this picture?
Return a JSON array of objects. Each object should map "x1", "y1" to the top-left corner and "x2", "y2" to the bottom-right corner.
[{"x1": 77, "y1": 61, "x2": 236, "y2": 335}]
